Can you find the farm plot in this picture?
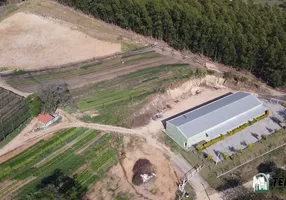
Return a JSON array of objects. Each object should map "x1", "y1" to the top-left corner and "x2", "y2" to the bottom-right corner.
[
  {"x1": 0, "y1": 128, "x2": 118, "y2": 199},
  {"x1": 0, "y1": 87, "x2": 30, "y2": 142},
  {"x1": 73, "y1": 63, "x2": 201, "y2": 127},
  {"x1": 5, "y1": 49, "x2": 171, "y2": 93}
]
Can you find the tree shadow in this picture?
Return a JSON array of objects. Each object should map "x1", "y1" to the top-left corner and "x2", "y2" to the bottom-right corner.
[
  {"x1": 277, "y1": 110, "x2": 286, "y2": 121},
  {"x1": 257, "y1": 161, "x2": 277, "y2": 174},
  {"x1": 228, "y1": 146, "x2": 236, "y2": 152},
  {"x1": 265, "y1": 127, "x2": 274, "y2": 134},
  {"x1": 270, "y1": 116, "x2": 283, "y2": 128},
  {"x1": 213, "y1": 149, "x2": 221, "y2": 159},
  {"x1": 216, "y1": 177, "x2": 242, "y2": 191},
  {"x1": 251, "y1": 132, "x2": 260, "y2": 140},
  {"x1": 240, "y1": 140, "x2": 247, "y2": 147},
  {"x1": 35, "y1": 169, "x2": 88, "y2": 199}
]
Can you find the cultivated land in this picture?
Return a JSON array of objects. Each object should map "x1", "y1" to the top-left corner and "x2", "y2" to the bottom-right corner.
[
  {"x1": 0, "y1": 128, "x2": 118, "y2": 199},
  {"x1": 4, "y1": 49, "x2": 182, "y2": 92},
  {"x1": 1, "y1": 1, "x2": 286, "y2": 200},
  {"x1": 0, "y1": 87, "x2": 29, "y2": 142}
]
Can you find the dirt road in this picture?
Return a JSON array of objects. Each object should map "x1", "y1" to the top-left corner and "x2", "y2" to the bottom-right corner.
[
  {"x1": 0, "y1": 109, "x2": 222, "y2": 199},
  {"x1": 0, "y1": 78, "x2": 31, "y2": 97}
]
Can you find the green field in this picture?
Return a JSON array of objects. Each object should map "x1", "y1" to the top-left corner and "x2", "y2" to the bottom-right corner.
[
  {"x1": 72, "y1": 63, "x2": 206, "y2": 127},
  {"x1": 0, "y1": 128, "x2": 118, "y2": 199},
  {"x1": 5, "y1": 50, "x2": 161, "y2": 91}
]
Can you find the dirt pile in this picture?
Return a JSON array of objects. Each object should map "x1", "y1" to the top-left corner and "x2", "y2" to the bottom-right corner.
[{"x1": 132, "y1": 159, "x2": 156, "y2": 185}]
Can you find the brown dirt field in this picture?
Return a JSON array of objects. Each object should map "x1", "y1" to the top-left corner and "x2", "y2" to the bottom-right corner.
[
  {"x1": 0, "y1": 12, "x2": 121, "y2": 69},
  {"x1": 87, "y1": 136, "x2": 178, "y2": 200}
]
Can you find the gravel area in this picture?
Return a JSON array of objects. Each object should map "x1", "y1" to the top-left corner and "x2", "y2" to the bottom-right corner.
[{"x1": 204, "y1": 99, "x2": 286, "y2": 162}]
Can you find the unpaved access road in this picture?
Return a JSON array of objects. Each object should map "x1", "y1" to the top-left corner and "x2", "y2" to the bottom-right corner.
[{"x1": 0, "y1": 112, "x2": 221, "y2": 200}]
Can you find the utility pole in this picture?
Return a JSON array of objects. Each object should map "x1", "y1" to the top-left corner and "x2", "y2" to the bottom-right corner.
[{"x1": 178, "y1": 165, "x2": 204, "y2": 200}]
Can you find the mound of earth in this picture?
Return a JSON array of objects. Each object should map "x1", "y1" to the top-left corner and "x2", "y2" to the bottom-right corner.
[
  {"x1": 0, "y1": 12, "x2": 121, "y2": 69},
  {"x1": 132, "y1": 158, "x2": 155, "y2": 185}
]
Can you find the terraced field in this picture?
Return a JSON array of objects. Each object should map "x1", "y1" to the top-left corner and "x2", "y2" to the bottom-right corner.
[
  {"x1": 0, "y1": 128, "x2": 118, "y2": 199},
  {"x1": 4, "y1": 49, "x2": 178, "y2": 93},
  {"x1": 72, "y1": 61, "x2": 204, "y2": 127}
]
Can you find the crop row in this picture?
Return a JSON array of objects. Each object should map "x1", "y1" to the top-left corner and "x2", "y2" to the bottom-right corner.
[
  {"x1": 0, "y1": 131, "x2": 116, "y2": 199},
  {"x1": 15, "y1": 151, "x2": 85, "y2": 197},
  {"x1": 74, "y1": 64, "x2": 190, "y2": 111},
  {"x1": 81, "y1": 134, "x2": 112, "y2": 160},
  {"x1": 90, "y1": 149, "x2": 116, "y2": 171},
  {"x1": 0, "y1": 128, "x2": 88, "y2": 181},
  {"x1": 7, "y1": 50, "x2": 159, "y2": 89},
  {"x1": 72, "y1": 130, "x2": 99, "y2": 151}
]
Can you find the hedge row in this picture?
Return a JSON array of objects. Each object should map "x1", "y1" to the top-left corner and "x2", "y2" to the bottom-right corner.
[{"x1": 196, "y1": 110, "x2": 270, "y2": 151}]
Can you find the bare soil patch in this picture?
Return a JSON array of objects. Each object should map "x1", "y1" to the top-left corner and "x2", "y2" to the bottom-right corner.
[
  {"x1": 87, "y1": 136, "x2": 178, "y2": 200},
  {"x1": 0, "y1": 12, "x2": 121, "y2": 69}
]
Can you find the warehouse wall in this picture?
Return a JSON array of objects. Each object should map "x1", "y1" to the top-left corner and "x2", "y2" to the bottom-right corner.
[
  {"x1": 165, "y1": 122, "x2": 187, "y2": 149},
  {"x1": 187, "y1": 133, "x2": 209, "y2": 147}
]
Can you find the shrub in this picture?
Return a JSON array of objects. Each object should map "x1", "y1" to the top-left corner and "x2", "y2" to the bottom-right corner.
[
  {"x1": 25, "y1": 94, "x2": 43, "y2": 117},
  {"x1": 196, "y1": 145, "x2": 203, "y2": 152},
  {"x1": 207, "y1": 154, "x2": 213, "y2": 161},
  {"x1": 207, "y1": 69, "x2": 215, "y2": 75},
  {"x1": 222, "y1": 153, "x2": 229, "y2": 160},
  {"x1": 261, "y1": 134, "x2": 267, "y2": 140},
  {"x1": 237, "y1": 149, "x2": 242, "y2": 153},
  {"x1": 282, "y1": 103, "x2": 286, "y2": 108},
  {"x1": 203, "y1": 134, "x2": 225, "y2": 148},
  {"x1": 248, "y1": 143, "x2": 254, "y2": 148}
]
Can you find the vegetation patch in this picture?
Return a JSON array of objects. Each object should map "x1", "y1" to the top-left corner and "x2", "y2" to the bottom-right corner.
[
  {"x1": 57, "y1": 0, "x2": 286, "y2": 88},
  {"x1": 0, "y1": 87, "x2": 30, "y2": 142},
  {"x1": 74, "y1": 64, "x2": 205, "y2": 127},
  {"x1": 0, "y1": 128, "x2": 119, "y2": 199}
]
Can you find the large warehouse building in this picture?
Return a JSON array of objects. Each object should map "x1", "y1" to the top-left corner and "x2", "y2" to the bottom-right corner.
[{"x1": 165, "y1": 92, "x2": 268, "y2": 149}]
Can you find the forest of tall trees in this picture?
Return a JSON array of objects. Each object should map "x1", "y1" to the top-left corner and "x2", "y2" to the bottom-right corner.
[{"x1": 57, "y1": 0, "x2": 286, "y2": 88}]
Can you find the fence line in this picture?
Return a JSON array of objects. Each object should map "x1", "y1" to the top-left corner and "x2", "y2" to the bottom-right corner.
[{"x1": 217, "y1": 142, "x2": 286, "y2": 178}]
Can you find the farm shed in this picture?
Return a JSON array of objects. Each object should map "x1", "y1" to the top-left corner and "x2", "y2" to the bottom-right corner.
[
  {"x1": 37, "y1": 113, "x2": 60, "y2": 129},
  {"x1": 165, "y1": 92, "x2": 268, "y2": 149}
]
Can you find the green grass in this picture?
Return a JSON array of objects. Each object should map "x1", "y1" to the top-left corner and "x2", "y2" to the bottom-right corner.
[
  {"x1": 74, "y1": 64, "x2": 191, "y2": 110},
  {"x1": 75, "y1": 63, "x2": 200, "y2": 127},
  {"x1": 0, "y1": 128, "x2": 119, "y2": 199},
  {"x1": 6, "y1": 50, "x2": 161, "y2": 89},
  {"x1": 0, "y1": 117, "x2": 32, "y2": 149},
  {"x1": 115, "y1": 193, "x2": 129, "y2": 200},
  {"x1": 121, "y1": 42, "x2": 143, "y2": 52}
]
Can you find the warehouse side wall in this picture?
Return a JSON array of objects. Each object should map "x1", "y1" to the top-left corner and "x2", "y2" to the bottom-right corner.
[
  {"x1": 165, "y1": 122, "x2": 187, "y2": 149},
  {"x1": 187, "y1": 133, "x2": 209, "y2": 147}
]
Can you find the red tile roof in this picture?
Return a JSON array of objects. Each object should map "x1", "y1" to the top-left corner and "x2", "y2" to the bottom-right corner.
[{"x1": 37, "y1": 114, "x2": 54, "y2": 124}]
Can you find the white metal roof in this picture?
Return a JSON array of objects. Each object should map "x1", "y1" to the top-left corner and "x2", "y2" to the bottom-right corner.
[{"x1": 167, "y1": 92, "x2": 268, "y2": 138}]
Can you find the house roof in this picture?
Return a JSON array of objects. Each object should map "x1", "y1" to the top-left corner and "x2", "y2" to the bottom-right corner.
[
  {"x1": 167, "y1": 92, "x2": 268, "y2": 139},
  {"x1": 37, "y1": 114, "x2": 54, "y2": 124}
]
